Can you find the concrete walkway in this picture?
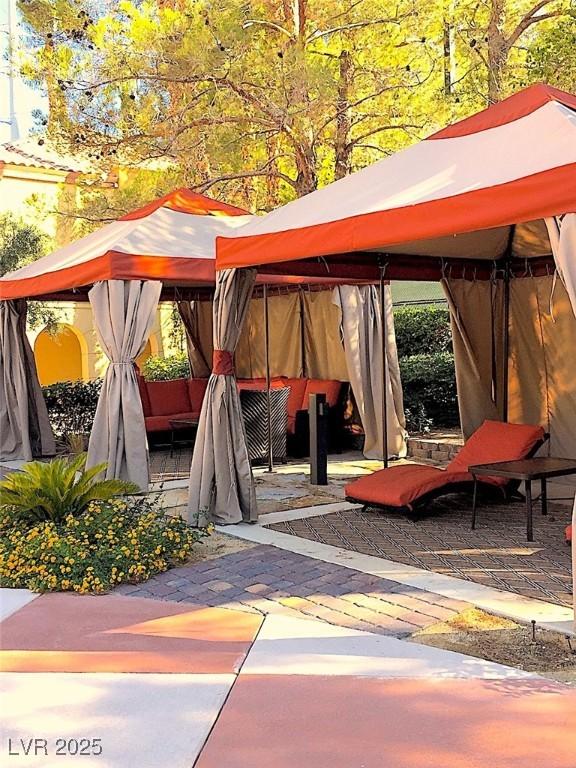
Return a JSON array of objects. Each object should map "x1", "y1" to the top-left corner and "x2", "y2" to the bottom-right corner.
[{"x1": 1, "y1": 587, "x2": 574, "y2": 767}]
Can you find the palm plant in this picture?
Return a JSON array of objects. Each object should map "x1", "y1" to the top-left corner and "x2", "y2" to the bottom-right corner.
[{"x1": 0, "y1": 453, "x2": 139, "y2": 525}]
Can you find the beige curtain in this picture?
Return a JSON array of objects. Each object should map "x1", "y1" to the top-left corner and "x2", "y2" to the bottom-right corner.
[
  {"x1": 545, "y1": 214, "x2": 576, "y2": 627},
  {"x1": 302, "y1": 289, "x2": 349, "y2": 380},
  {"x1": 0, "y1": 299, "x2": 55, "y2": 461},
  {"x1": 177, "y1": 300, "x2": 211, "y2": 377},
  {"x1": 508, "y1": 275, "x2": 576, "y2": 458},
  {"x1": 188, "y1": 268, "x2": 257, "y2": 526},
  {"x1": 333, "y1": 285, "x2": 407, "y2": 459},
  {"x1": 442, "y1": 278, "x2": 505, "y2": 438},
  {"x1": 87, "y1": 280, "x2": 161, "y2": 490},
  {"x1": 236, "y1": 291, "x2": 302, "y2": 378}
]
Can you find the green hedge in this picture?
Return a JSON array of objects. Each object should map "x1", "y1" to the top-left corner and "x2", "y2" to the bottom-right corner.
[
  {"x1": 394, "y1": 305, "x2": 452, "y2": 358},
  {"x1": 42, "y1": 380, "x2": 102, "y2": 438},
  {"x1": 142, "y1": 353, "x2": 190, "y2": 381},
  {"x1": 399, "y1": 352, "x2": 459, "y2": 430}
]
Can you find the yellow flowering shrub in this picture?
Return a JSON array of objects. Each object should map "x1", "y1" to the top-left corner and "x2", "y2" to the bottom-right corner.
[{"x1": 0, "y1": 498, "x2": 209, "y2": 594}]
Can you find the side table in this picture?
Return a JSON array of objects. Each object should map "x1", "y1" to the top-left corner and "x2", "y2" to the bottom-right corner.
[{"x1": 469, "y1": 457, "x2": 576, "y2": 541}]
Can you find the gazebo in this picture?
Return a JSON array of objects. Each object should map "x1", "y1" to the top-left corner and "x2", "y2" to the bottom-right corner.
[
  {"x1": 213, "y1": 82, "x2": 576, "y2": 622},
  {"x1": 0, "y1": 188, "x2": 405, "y2": 516}
]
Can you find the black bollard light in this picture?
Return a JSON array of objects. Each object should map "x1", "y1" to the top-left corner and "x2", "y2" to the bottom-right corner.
[{"x1": 310, "y1": 392, "x2": 328, "y2": 485}]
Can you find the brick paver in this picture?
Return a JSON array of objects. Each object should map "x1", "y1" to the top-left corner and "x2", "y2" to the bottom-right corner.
[
  {"x1": 116, "y1": 544, "x2": 469, "y2": 638},
  {"x1": 269, "y1": 497, "x2": 573, "y2": 607}
]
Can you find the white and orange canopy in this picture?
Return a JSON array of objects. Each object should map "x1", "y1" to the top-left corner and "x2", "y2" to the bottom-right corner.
[
  {"x1": 0, "y1": 189, "x2": 253, "y2": 300},
  {"x1": 216, "y1": 85, "x2": 576, "y2": 281}
]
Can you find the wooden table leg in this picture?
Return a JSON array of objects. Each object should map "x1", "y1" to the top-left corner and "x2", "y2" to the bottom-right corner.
[
  {"x1": 541, "y1": 478, "x2": 547, "y2": 516},
  {"x1": 471, "y1": 478, "x2": 478, "y2": 530},
  {"x1": 525, "y1": 480, "x2": 533, "y2": 541}
]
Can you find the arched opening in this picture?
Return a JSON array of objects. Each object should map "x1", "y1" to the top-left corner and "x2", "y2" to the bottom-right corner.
[
  {"x1": 136, "y1": 338, "x2": 153, "y2": 370},
  {"x1": 35, "y1": 324, "x2": 84, "y2": 385}
]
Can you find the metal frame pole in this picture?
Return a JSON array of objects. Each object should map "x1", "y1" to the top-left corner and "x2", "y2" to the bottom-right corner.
[
  {"x1": 379, "y1": 268, "x2": 389, "y2": 468},
  {"x1": 299, "y1": 287, "x2": 307, "y2": 378},
  {"x1": 502, "y1": 251, "x2": 511, "y2": 423},
  {"x1": 263, "y1": 284, "x2": 273, "y2": 472}
]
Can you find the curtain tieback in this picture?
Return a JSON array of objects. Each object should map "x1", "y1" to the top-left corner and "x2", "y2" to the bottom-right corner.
[{"x1": 212, "y1": 350, "x2": 235, "y2": 375}]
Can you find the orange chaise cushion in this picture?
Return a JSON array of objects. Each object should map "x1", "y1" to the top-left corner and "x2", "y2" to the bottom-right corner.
[
  {"x1": 345, "y1": 464, "x2": 454, "y2": 509},
  {"x1": 447, "y1": 420, "x2": 545, "y2": 485}
]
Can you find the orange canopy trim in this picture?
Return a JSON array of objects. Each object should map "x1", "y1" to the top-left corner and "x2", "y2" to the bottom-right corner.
[
  {"x1": 430, "y1": 83, "x2": 576, "y2": 140},
  {"x1": 0, "y1": 251, "x2": 219, "y2": 300},
  {"x1": 215, "y1": 84, "x2": 576, "y2": 276},
  {"x1": 217, "y1": 162, "x2": 576, "y2": 273},
  {"x1": 120, "y1": 188, "x2": 248, "y2": 220}
]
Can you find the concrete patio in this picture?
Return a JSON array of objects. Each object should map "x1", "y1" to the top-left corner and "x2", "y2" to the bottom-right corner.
[{"x1": 1, "y1": 587, "x2": 574, "y2": 768}]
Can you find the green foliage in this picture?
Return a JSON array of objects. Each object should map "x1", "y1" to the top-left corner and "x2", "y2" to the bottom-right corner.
[
  {"x1": 399, "y1": 352, "x2": 459, "y2": 430},
  {"x1": 0, "y1": 496, "x2": 209, "y2": 593},
  {"x1": 18, "y1": 0, "x2": 572, "y2": 226},
  {"x1": 527, "y1": 12, "x2": 576, "y2": 92},
  {"x1": 394, "y1": 305, "x2": 452, "y2": 358},
  {"x1": 0, "y1": 212, "x2": 56, "y2": 329},
  {"x1": 0, "y1": 453, "x2": 138, "y2": 526},
  {"x1": 142, "y1": 353, "x2": 190, "y2": 381},
  {"x1": 0, "y1": 211, "x2": 46, "y2": 276},
  {"x1": 42, "y1": 379, "x2": 102, "y2": 437},
  {"x1": 404, "y1": 403, "x2": 434, "y2": 435}
]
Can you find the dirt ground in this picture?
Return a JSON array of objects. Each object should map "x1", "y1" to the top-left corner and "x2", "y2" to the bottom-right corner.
[
  {"x1": 186, "y1": 531, "x2": 257, "y2": 563},
  {"x1": 411, "y1": 607, "x2": 576, "y2": 685}
]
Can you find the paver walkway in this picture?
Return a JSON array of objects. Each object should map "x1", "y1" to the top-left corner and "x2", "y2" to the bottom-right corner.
[
  {"x1": 269, "y1": 498, "x2": 573, "y2": 605},
  {"x1": 115, "y1": 544, "x2": 469, "y2": 637},
  {"x1": 1, "y1": 588, "x2": 575, "y2": 768}
]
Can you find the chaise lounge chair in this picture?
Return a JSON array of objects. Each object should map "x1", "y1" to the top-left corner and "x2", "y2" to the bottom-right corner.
[{"x1": 345, "y1": 420, "x2": 547, "y2": 513}]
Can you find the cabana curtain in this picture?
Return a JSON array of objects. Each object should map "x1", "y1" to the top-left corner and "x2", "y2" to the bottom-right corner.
[
  {"x1": 333, "y1": 285, "x2": 407, "y2": 459},
  {"x1": 0, "y1": 299, "x2": 55, "y2": 461},
  {"x1": 87, "y1": 279, "x2": 162, "y2": 490},
  {"x1": 188, "y1": 268, "x2": 257, "y2": 526},
  {"x1": 177, "y1": 300, "x2": 211, "y2": 378},
  {"x1": 442, "y1": 279, "x2": 505, "y2": 438},
  {"x1": 545, "y1": 213, "x2": 576, "y2": 625}
]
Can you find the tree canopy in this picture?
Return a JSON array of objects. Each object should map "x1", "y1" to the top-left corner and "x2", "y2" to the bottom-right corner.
[{"x1": 18, "y1": 0, "x2": 574, "y2": 218}]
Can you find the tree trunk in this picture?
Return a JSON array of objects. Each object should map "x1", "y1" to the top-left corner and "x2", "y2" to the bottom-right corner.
[
  {"x1": 334, "y1": 50, "x2": 352, "y2": 181},
  {"x1": 294, "y1": 144, "x2": 317, "y2": 197},
  {"x1": 486, "y1": 0, "x2": 507, "y2": 102}
]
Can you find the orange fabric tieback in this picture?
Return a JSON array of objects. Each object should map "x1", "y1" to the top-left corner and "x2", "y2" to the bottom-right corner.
[{"x1": 212, "y1": 350, "x2": 235, "y2": 375}]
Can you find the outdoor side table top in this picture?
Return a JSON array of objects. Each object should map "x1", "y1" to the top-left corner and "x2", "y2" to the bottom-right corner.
[
  {"x1": 168, "y1": 418, "x2": 199, "y2": 457},
  {"x1": 469, "y1": 457, "x2": 576, "y2": 541}
]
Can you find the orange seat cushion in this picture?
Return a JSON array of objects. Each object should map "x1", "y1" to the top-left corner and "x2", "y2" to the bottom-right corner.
[
  {"x1": 147, "y1": 379, "x2": 191, "y2": 417},
  {"x1": 187, "y1": 378, "x2": 208, "y2": 410},
  {"x1": 145, "y1": 412, "x2": 200, "y2": 433},
  {"x1": 566, "y1": 524, "x2": 572, "y2": 544},
  {"x1": 304, "y1": 379, "x2": 342, "y2": 409},
  {"x1": 284, "y1": 378, "x2": 308, "y2": 418},
  {"x1": 345, "y1": 464, "x2": 463, "y2": 509},
  {"x1": 447, "y1": 420, "x2": 545, "y2": 485},
  {"x1": 137, "y1": 375, "x2": 152, "y2": 417},
  {"x1": 237, "y1": 378, "x2": 287, "y2": 392}
]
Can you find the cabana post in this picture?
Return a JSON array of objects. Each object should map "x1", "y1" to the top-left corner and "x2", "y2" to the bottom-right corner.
[{"x1": 379, "y1": 265, "x2": 389, "y2": 468}]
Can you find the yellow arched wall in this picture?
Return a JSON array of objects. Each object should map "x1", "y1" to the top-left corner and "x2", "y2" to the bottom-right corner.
[
  {"x1": 136, "y1": 338, "x2": 153, "y2": 370},
  {"x1": 35, "y1": 324, "x2": 86, "y2": 385}
]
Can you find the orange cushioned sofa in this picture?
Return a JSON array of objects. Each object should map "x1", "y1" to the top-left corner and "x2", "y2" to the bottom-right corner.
[
  {"x1": 345, "y1": 420, "x2": 546, "y2": 512},
  {"x1": 138, "y1": 375, "x2": 345, "y2": 452},
  {"x1": 138, "y1": 377, "x2": 208, "y2": 434}
]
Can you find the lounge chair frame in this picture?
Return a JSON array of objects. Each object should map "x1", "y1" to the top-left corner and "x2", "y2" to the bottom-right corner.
[{"x1": 346, "y1": 433, "x2": 549, "y2": 516}]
